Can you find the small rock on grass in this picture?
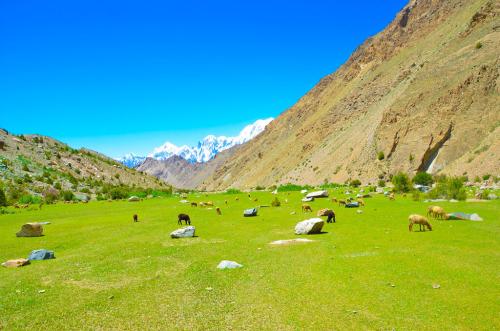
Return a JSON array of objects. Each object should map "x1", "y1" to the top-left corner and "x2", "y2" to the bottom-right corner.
[
  {"x1": 217, "y1": 260, "x2": 243, "y2": 269},
  {"x1": 205, "y1": 287, "x2": 213, "y2": 291},
  {"x1": 38, "y1": 290, "x2": 46, "y2": 294},
  {"x1": 432, "y1": 284, "x2": 441, "y2": 289}
]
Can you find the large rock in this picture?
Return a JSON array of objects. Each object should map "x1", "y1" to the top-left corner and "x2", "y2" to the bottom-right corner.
[
  {"x1": 217, "y1": 260, "x2": 243, "y2": 269},
  {"x1": 28, "y1": 249, "x2": 55, "y2": 261},
  {"x1": 170, "y1": 226, "x2": 195, "y2": 238},
  {"x1": 16, "y1": 223, "x2": 43, "y2": 237},
  {"x1": 295, "y1": 218, "x2": 324, "y2": 235},
  {"x1": 128, "y1": 196, "x2": 140, "y2": 202},
  {"x1": 2, "y1": 258, "x2": 30, "y2": 268},
  {"x1": 306, "y1": 190, "x2": 329, "y2": 199}
]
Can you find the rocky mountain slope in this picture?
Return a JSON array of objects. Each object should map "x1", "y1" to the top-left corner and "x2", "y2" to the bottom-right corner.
[
  {"x1": 119, "y1": 118, "x2": 273, "y2": 167},
  {"x1": 137, "y1": 147, "x2": 238, "y2": 189},
  {"x1": 0, "y1": 129, "x2": 166, "y2": 201},
  {"x1": 199, "y1": 0, "x2": 499, "y2": 190}
]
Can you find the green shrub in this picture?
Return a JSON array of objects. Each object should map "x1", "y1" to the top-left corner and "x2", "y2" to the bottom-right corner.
[
  {"x1": 19, "y1": 195, "x2": 42, "y2": 204},
  {"x1": 412, "y1": 190, "x2": 421, "y2": 201},
  {"x1": 271, "y1": 197, "x2": 281, "y2": 207},
  {"x1": 350, "y1": 179, "x2": 361, "y2": 188},
  {"x1": 54, "y1": 182, "x2": 62, "y2": 190},
  {"x1": 225, "y1": 188, "x2": 242, "y2": 194},
  {"x1": 0, "y1": 188, "x2": 7, "y2": 207},
  {"x1": 22, "y1": 164, "x2": 30, "y2": 172},
  {"x1": 377, "y1": 151, "x2": 385, "y2": 160},
  {"x1": 413, "y1": 172, "x2": 433, "y2": 186},
  {"x1": 109, "y1": 188, "x2": 128, "y2": 200},
  {"x1": 428, "y1": 177, "x2": 467, "y2": 201},
  {"x1": 378, "y1": 179, "x2": 386, "y2": 187},
  {"x1": 392, "y1": 172, "x2": 411, "y2": 193},
  {"x1": 482, "y1": 174, "x2": 491, "y2": 181},
  {"x1": 62, "y1": 190, "x2": 75, "y2": 201},
  {"x1": 43, "y1": 188, "x2": 59, "y2": 204},
  {"x1": 277, "y1": 183, "x2": 313, "y2": 192},
  {"x1": 475, "y1": 42, "x2": 482, "y2": 49}
]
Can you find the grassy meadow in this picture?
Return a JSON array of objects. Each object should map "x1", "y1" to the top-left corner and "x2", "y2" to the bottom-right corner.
[{"x1": 0, "y1": 190, "x2": 499, "y2": 330}]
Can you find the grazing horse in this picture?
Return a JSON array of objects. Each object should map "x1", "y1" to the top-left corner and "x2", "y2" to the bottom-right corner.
[
  {"x1": 191, "y1": 202, "x2": 198, "y2": 207},
  {"x1": 224, "y1": 200, "x2": 228, "y2": 206},
  {"x1": 302, "y1": 204, "x2": 312, "y2": 212},
  {"x1": 338, "y1": 200, "x2": 346, "y2": 206},
  {"x1": 178, "y1": 213, "x2": 191, "y2": 225},
  {"x1": 357, "y1": 199, "x2": 365, "y2": 206},
  {"x1": 216, "y1": 207, "x2": 222, "y2": 215},
  {"x1": 408, "y1": 214, "x2": 432, "y2": 232},
  {"x1": 326, "y1": 210, "x2": 336, "y2": 223},
  {"x1": 133, "y1": 214, "x2": 138, "y2": 222},
  {"x1": 331, "y1": 198, "x2": 338, "y2": 203}
]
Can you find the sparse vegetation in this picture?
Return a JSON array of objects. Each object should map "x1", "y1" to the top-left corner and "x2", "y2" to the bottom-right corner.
[
  {"x1": 271, "y1": 197, "x2": 281, "y2": 207},
  {"x1": 378, "y1": 179, "x2": 386, "y2": 187},
  {"x1": 412, "y1": 172, "x2": 433, "y2": 186},
  {"x1": 377, "y1": 151, "x2": 385, "y2": 160},
  {"x1": 475, "y1": 41, "x2": 482, "y2": 49},
  {"x1": 391, "y1": 172, "x2": 411, "y2": 193},
  {"x1": 350, "y1": 179, "x2": 361, "y2": 187}
]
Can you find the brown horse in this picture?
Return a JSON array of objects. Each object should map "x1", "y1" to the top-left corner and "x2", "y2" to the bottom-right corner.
[
  {"x1": 302, "y1": 204, "x2": 313, "y2": 212},
  {"x1": 216, "y1": 207, "x2": 222, "y2": 215}
]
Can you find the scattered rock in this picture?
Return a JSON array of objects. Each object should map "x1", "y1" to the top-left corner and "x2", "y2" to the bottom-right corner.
[
  {"x1": 432, "y1": 284, "x2": 441, "y2": 289},
  {"x1": 28, "y1": 249, "x2": 55, "y2": 261},
  {"x1": 179, "y1": 199, "x2": 189, "y2": 203},
  {"x1": 269, "y1": 238, "x2": 314, "y2": 245},
  {"x1": 295, "y1": 218, "x2": 324, "y2": 235},
  {"x1": 290, "y1": 211, "x2": 296, "y2": 215},
  {"x1": 108, "y1": 295, "x2": 114, "y2": 299},
  {"x1": 16, "y1": 223, "x2": 43, "y2": 237},
  {"x1": 205, "y1": 287, "x2": 213, "y2": 291},
  {"x1": 38, "y1": 290, "x2": 46, "y2": 294},
  {"x1": 128, "y1": 196, "x2": 140, "y2": 202},
  {"x1": 170, "y1": 226, "x2": 195, "y2": 238},
  {"x1": 356, "y1": 209, "x2": 363, "y2": 214},
  {"x1": 217, "y1": 260, "x2": 243, "y2": 269},
  {"x1": 2, "y1": 258, "x2": 30, "y2": 268}
]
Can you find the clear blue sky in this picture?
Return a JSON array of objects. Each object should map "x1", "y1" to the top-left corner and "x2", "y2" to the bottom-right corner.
[{"x1": 0, "y1": 0, "x2": 407, "y2": 158}]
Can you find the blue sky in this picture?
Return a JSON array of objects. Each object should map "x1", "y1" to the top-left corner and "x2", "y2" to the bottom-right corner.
[{"x1": 0, "y1": 0, "x2": 407, "y2": 158}]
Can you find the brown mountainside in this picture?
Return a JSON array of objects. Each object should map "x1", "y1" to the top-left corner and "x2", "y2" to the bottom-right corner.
[{"x1": 199, "y1": 0, "x2": 499, "y2": 190}]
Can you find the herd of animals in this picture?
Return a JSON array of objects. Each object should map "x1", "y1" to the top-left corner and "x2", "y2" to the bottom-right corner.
[{"x1": 131, "y1": 192, "x2": 448, "y2": 233}]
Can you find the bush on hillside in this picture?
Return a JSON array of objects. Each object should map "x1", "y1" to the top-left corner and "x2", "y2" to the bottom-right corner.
[
  {"x1": 0, "y1": 188, "x2": 7, "y2": 207},
  {"x1": 428, "y1": 176, "x2": 467, "y2": 201},
  {"x1": 377, "y1": 151, "x2": 385, "y2": 160},
  {"x1": 62, "y1": 190, "x2": 75, "y2": 201},
  {"x1": 278, "y1": 183, "x2": 313, "y2": 192},
  {"x1": 392, "y1": 172, "x2": 411, "y2": 193},
  {"x1": 225, "y1": 188, "x2": 241, "y2": 194},
  {"x1": 413, "y1": 172, "x2": 433, "y2": 186},
  {"x1": 350, "y1": 179, "x2": 361, "y2": 188},
  {"x1": 378, "y1": 179, "x2": 386, "y2": 187}
]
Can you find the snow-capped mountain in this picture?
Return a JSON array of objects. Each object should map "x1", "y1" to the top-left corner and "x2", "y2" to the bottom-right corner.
[
  {"x1": 119, "y1": 153, "x2": 146, "y2": 168},
  {"x1": 119, "y1": 118, "x2": 273, "y2": 167}
]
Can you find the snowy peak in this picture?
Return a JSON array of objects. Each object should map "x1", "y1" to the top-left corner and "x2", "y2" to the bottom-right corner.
[
  {"x1": 118, "y1": 153, "x2": 146, "y2": 168},
  {"x1": 119, "y1": 118, "x2": 273, "y2": 167}
]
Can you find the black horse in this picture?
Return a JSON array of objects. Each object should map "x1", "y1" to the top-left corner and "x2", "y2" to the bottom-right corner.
[
  {"x1": 326, "y1": 210, "x2": 336, "y2": 223},
  {"x1": 178, "y1": 213, "x2": 191, "y2": 225}
]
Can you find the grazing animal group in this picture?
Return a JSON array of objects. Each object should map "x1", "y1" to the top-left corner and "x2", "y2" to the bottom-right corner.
[
  {"x1": 427, "y1": 206, "x2": 448, "y2": 219},
  {"x1": 408, "y1": 214, "x2": 432, "y2": 232}
]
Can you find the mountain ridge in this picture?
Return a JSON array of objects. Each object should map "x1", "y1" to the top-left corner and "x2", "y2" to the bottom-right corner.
[{"x1": 119, "y1": 118, "x2": 273, "y2": 167}]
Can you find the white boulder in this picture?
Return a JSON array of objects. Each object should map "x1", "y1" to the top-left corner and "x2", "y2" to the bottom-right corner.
[
  {"x1": 170, "y1": 226, "x2": 195, "y2": 238},
  {"x1": 217, "y1": 260, "x2": 243, "y2": 269},
  {"x1": 295, "y1": 218, "x2": 324, "y2": 235}
]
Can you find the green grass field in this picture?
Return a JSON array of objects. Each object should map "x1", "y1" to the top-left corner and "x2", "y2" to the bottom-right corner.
[{"x1": 1, "y1": 190, "x2": 499, "y2": 330}]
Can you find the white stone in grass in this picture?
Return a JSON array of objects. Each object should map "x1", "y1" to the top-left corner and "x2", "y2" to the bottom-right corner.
[
  {"x1": 432, "y1": 284, "x2": 441, "y2": 289},
  {"x1": 217, "y1": 260, "x2": 243, "y2": 269},
  {"x1": 294, "y1": 218, "x2": 324, "y2": 235},
  {"x1": 357, "y1": 209, "x2": 363, "y2": 214},
  {"x1": 170, "y1": 226, "x2": 195, "y2": 238},
  {"x1": 269, "y1": 238, "x2": 314, "y2": 245}
]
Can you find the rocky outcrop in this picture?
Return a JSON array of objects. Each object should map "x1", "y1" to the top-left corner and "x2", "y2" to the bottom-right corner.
[
  {"x1": 198, "y1": 0, "x2": 499, "y2": 190},
  {"x1": 295, "y1": 218, "x2": 325, "y2": 235},
  {"x1": 16, "y1": 223, "x2": 43, "y2": 237},
  {"x1": 170, "y1": 226, "x2": 196, "y2": 238}
]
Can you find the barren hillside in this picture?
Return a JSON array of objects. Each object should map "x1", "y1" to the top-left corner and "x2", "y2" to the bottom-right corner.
[{"x1": 200, "y1": 0, "x2": 499, "y2": 190}]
